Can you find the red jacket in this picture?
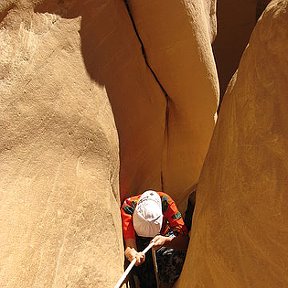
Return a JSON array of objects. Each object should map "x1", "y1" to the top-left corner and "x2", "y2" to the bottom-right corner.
[{"x1": 121, "y1": 192, "x2": 188, "y2": 240}]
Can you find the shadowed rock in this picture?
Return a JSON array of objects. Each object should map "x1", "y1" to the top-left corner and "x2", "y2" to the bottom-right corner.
[{"x1": 0, "y1": 3, "x2": 122, "y2": 287}]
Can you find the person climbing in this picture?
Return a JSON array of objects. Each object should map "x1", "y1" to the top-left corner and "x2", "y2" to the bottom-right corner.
[{"x1": 121, "y1": 190, "x2": 189, "y2": 288}]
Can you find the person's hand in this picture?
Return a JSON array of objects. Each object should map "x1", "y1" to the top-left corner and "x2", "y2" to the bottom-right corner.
[
  {"x1": 151, "y1": 235, "x2": 172, "y2": 250},
  {"x1": 134, "y1": 251, "x2": 145, "y2": 266},
  {"x1": 125, "y1": 248, "x2": 145, "y2": 266}
]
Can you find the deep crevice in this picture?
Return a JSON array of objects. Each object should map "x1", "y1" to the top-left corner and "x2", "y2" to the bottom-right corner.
[
  {"x1": 124, "y1": 0, "x2": 170, "y2": 191},
  {"x1": 124, "y1": 1, "x2": 169, "y2": 98}
]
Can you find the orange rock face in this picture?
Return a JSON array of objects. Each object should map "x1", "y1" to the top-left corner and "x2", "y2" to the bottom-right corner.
[
  {"x1": 177, "y1": 1, "x2": 288, "y2": 287},
  {"x1": 35, "y1": 0, "x2": 219, "y2": 209},
  {"x1": 0, "y1": 2, "x2": 123, "y2": 287},
  {"x1": 1, "y1": 0, "x2": 288, "y2": 287},
  {"x1": 0, "y1": 0, "x2": 219, "y2": 287},
  {"x1": 126, "y1": 1, "x2": 219, "y2": 211}
]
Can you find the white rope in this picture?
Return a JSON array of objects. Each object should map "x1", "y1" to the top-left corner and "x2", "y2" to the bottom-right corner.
[{"x1": 114, "y1": 241, "x2": 155, "y2": 288}]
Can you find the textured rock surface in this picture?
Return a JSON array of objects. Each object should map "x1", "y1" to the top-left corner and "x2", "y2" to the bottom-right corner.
[
  {"x1": 126, "y1": 1, "x2": 219, "y2": 210},
  {"x1": 0, "y1": 0, "x2": 219, "y2": 287},
  {"x1": 0, "y1": 2, "x2": 123, "y2": 287},
  {"x1": 177, "y1": 1, "x2": 288, "y2": 287},
  {"x1": 35, "y1": 0, "x2": 219, "y2": 210},
  {"x1": 36, "y1": 0, "x2": 167, "y2": 201}
]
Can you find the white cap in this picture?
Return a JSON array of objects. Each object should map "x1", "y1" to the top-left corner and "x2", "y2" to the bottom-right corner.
[{"x1": 133, "y1": 190, "x2": 163, "y2": 237}]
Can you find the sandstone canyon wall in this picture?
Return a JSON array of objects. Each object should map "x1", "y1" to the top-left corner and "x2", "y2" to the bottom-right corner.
[
  {"x1": 0, "y1": 1, "x2": 123, "y2": 287},
  {"x1": 126, "y1": 0, "x2": 218, "y2": 210},
  {"x1": 0, "y1": 0, "x2": 219, "y2": 287},
  {"x1": 177, "y1": 0, "x2": 288, "y2": 287},
  {"x1": 35, "y1": 0, "x2": 219, "y2": 210}
]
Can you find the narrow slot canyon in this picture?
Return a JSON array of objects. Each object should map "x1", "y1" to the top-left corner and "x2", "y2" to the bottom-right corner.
[{"x1": 0, "y1": 0, "x2": 287, "y2": 287}]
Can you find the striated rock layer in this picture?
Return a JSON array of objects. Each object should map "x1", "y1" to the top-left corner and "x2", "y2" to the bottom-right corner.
[
  {"x1": 177, "y1": 0, "x2": 288, "y2": 287},
  {"x1": 0, "y1": 2, "x2": 123, "y2": 287}
]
